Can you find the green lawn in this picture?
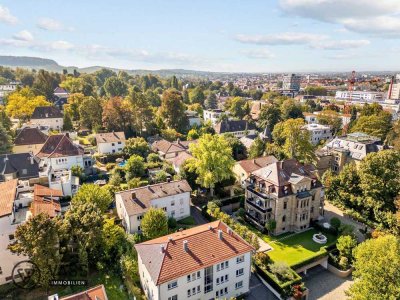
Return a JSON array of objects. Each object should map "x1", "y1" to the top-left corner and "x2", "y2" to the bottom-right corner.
[
  {"x1": 266, "y1": 229, "x2": 337, "y2": 267},
  {"x1": 177, "y1": 215, "x2": 196, "y2": 225}
]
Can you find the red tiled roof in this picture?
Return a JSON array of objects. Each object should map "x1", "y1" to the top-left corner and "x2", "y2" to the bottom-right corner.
[
  {"x1": 60, "y1": 284, "x2": 108, "y2": 300},
  {"x1": 167, "y1": 151, "x2": 193, "y2": 168},
  {"x1": 29, "y1": 184, "x2": 63, "y2": 218},
  {"x1": 135, "y1": 221, "x2": 254, "y2": 285},
  {"x1": 34, "y1": 184, "x2": 63, "y2": 198},
  {"x1": 0, "y1": 179, "x2": 17, "y2": 217},
  {"x1": 36, "y1": 134, "x2": 84, "y2": 158},
  {"x1": 95, "y1": 132, "x2": 126, "y2": 144},
  {"x1": 14, "y1": 127, "x2": 48, "y2": 146},
  {"x1": 237, "y1": 155, "x2": 278, "y2": 174},
  {"x1": 152, "y1": 139, "x2": 197, "y2": 155},
  {"x1": 116, "y1": 180, "x2": 192, "y2": 215}
]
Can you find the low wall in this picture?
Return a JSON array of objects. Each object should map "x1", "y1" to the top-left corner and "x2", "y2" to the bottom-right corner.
[
  {"x1": 295, "y1": 256, "x2": 328, "y2": 274},
  {"x1": 327, "y1": 264, "x2": 353, "y2": 278}
]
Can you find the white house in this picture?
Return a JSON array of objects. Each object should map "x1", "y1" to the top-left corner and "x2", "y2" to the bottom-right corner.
[
  {"x1": 135, "y1": 221, "x2": 254, "y2": 300},
  {"x1": 30, "y1": 106, "x2": 64, "y2": 131},
  {"x1": 36, "y1": 134, "x2": 85, "y2": 173},
  {"x1": 95, "y1": 132, "x2": 126, "y2": 155},
  {"x1": 203, "y1": 109, "x2": 225, "y2": 125},
  {"x1": 115, "y1": 180, "x2": 192, "y2": 234},
  {"x1": 302, "y1": 124, "x2": 333, "y2": 145}
]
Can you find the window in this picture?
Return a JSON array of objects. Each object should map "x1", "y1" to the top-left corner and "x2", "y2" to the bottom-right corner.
[
  {"x1": 167, "y1": 281, "x2": 177, "y2": 290},
  {"x1": 236, "y1": 268, "x2": 244, "y2": 277},
  {"x1": 197, "y1": 271, "x2": 201, "y2": 278},
  {"x1": 187, "y1": 289, "x2": 191, "y2": 297},
  {"x1": 282, "y1": 215, "x2": 286, "y2": 222},
  {"x1": 235, "y1": 281, "x2": 243, "y2": 289},
  {"x1": 236, "y1": 255, "x2": 244, "y2": 264},
  {"x1": 197, "y1": 285, "x2": 200, "y2": 293},
  {"x1": 137, "y1": 226, "x2": 141, "y2": 231},
  {"x1": 137, "y1": 215, "x2": 143, "y2": 221},
  {"x1": 283, "y1": 202, "x2": 287, "y2": 209},
  {"x1": 118, "y1": 141, "x2": 122, "y2": 144},
  {"x1": 187, "y1": 275, "x2": 191, "y2": 282},
  {"x1": 168, "y1": 296, "x2": 177, "y2": 300},
  {"x1": 171, "y1": 200, "x2": 175, "y2": 206},
  {"x1": 204, "y1": 266, "x2": 213, "y2": 293},
  {"x1": 112, "y1": 143, "x2": 115, "y2": 146},
  {"x1": 162, "y1": 207, "x2": 167, "y2": 212}
]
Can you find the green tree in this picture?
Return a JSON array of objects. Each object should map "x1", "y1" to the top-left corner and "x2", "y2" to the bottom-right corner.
[
  {"x1": 205, "y1": 92, "x2": 218, "y2": 109},
  {"x1": 102, "y1": 218, "x2": 127, "y2": 262},
  {"x1": 182, "y1": 89, "x2": 190, "y2": 104},
  {"x1": 125, "y1": 155, "x2": 145, "y2": 180},
  {"x1": 188, "y1": 134, "x2": 235, "y2": 196},
  {"x1": 224, "y1": 133, "x2": 247, "y2": 160},
  {"x1": 189, "y1": 86, "x2": 205, "y2": 105},
  {"x1": 170, "y1": 75, "x2": 179, "y2": 89},
  {"x1": 141, "y1": 208, "x2": 168, "y2": 240},
  {"x1": 347, "y1": 235, "x2": 400, "y2": 300},
  {"x1": 8, "y1": 214, "x2": 61, "y2": 288},
  {"x1": 248, "y1": 137, "x2": 265, "y2": 159},
  {"x1": 273, "y1": 118, "x2": 314, "y2": 162},
  {"x1": 64, "y1": 93, "x2": 85, "y2": 121},
  {"x1": 0, "y1": 107, "x2": 12, "y2": 131},
  {"x1": 0, "y1": 124, "x2": 12, "y2": 154},
  {"x1": 71, "y1": 184, "x2": 113, "y2": 213},
  {"x1": 104, "y1": 76, "x2": 128, "y2": 97},
  {"x1": 187, "y1": 128, "x2": 200, "y2": 140},
  {"x1": 159, "y1": 89, "x2": 188, "y2": 132},
  {"x1": 281, "y1": 99, "x2": 303, "y2": 120},
  {"x1": 161, "y1": 128, "x2": 183, "y2": 141},
  {"x1": 226, "y1": 97, "x2": 248, "y2": 119},
  {"x1": 33, "y1": 70, "x2": 60, "y2": 99},
  {"x1": 144, "y1": 90, "x2": 161, "y2": 107},
  {"x1": 258, "y1": 104, "x2": 282, "y2": 131},
  {"x1": 127, "y1": 90, "x2": 153, "y2": 136},
  {"x1": 304, "y1": 86, "x2": 327, "y2": 96},
  {"x1": 337, "y1": 235, "x2": 357, "y2": 263},
  {"x1": 79, "y1": 96, "x2": 103, "y2": 130},
  {"x1": 316, "y1": 110, "x2": 342, "y2": 135},
  {"x1": 123, "y1": 137, "x2": 150, "y2": 157},
  {"x1": 350, "y1": 113, "x2": 392, "y2": 141},
  {"x1": 63, "y1": 112, "x2": 73, "y2": 131}
]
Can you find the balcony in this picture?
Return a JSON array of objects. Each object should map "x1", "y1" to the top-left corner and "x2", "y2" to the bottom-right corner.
[
  {"x1": 246, "y1": 198, "x2": 270, "y2": 213},
  {"x1": 296, "y1": 191, "x2": 312, "y2": 199},
  {"x1": 246, "y1": 211, "x2": 265, "y2": 226},
  {"x1": 247, "y1": 185, "x2": 272, "y2": 199}
]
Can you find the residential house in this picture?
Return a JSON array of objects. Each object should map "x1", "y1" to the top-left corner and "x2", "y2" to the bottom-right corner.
[
  {"x1": 168, "y1": 151, "x2": 193, "y2": 174},
  {"x1": 152, "y1": 139, "x2": 197, "y2": 160},
  {"x1": 186, "y1": 110, "x2": 201, "y2": 127},
  {"x1": 203, "y1": 109, "x2": 225, "y2": 125},
  {"x1": 233, "y1": 156, "x2": 278, "y2": 187},
  {"x1": 250, "y1": 101, "x2": 268, "y2": 120},
  {"x1": 135, "y1": 221, "x2": 254, "y2": 300},
  {"x1": 36, "y1": 134, "x2": 85, "y2": 173},
  {"x1": 30, "y1": 106, "x2": 63, "y2": 131},
  {"x1": 316, "y1": 132, "x2": 384, "y2": 175},
  {"x1": 214, "y1": 120, "x2": 257, "y2": 139},
  {"x1": 52, "y1": 87, "x2": 70, "y2": 111},
  {"x1": 245, "y1": 159, "x2": 324, "y2": 235},
  {"x1": 302, "y1": 124, "x2": 333, "y2": 145},
  {"x1": 49, "y1": 284, "x2": 108, "y2": 300},
  {"x1": 95, "y1": 131, "x2": 126, "y2": 155},
  {"x1": 26, "y1": 185, "x2": 62, "y2": 220},
  {"x1": 48, "y1": 169, "x2": 80, "y2": 197},
  {"x1": 13, "y1": 127, "x2": 48, "y2": 155},
  {"x1": 0, "y1": 153, "x2": 40, "y2": 183},
  {"x1": 0, "y1": 179, "x2": 27, "y2": 285},
  {"x1": 116, "y1": 180, "x2": 191, "y2": 234}
]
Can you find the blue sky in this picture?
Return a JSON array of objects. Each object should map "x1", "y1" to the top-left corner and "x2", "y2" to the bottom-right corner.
[{"x1": 0, "y1": 0, "x2": 400, "y2": 72}]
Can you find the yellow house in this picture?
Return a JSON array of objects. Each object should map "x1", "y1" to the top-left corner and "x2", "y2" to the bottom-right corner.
[{"x1": 13, "y1": 127, "x2": 48, "y2": 155}]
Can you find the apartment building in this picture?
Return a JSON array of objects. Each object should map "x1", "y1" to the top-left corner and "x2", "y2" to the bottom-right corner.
[
  {"x1": 135, "y1": 221, "x2": 254, "y2": 300},
  {"x1": 282, "y1": 74, "x2": 301, "y2": 91},
  {"x1": 203, "y1": 109, "x2": 225, "y2": 125},
  {"x1": 30, "y1": 106, "x2": 64, "y2": 131},
  {"x1": 316, "y1": 132, "x2": 384, "y2": 175},
  {"x1": 233, "y1": 155, "x2": 278, "y2": 187},
  {"x1": 335, "y1": 91, "x2": 384, "y2": 102},
  {"x1": 244, "y1": 159, "x2": 324, "y2": 235},
  {"x1": 115, "y1": 180, "x2": 191, "y2": 234}
]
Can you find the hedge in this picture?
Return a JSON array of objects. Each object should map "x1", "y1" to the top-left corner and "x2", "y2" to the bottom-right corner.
[
  {"x1": 254, "y1": 263, "x2": 302, "y2": 298},
  {"x1": 290, "y1": 249, "x2": 329, "y2": 270}
]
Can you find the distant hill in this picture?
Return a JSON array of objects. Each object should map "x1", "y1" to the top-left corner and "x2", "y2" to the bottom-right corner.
[{"x1": 0, "y1": 55, "x2": 229, "y2": 78}]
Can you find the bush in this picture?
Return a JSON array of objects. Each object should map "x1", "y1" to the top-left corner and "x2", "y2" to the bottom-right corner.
[
  {"x1": 105, "y1": 163, "x2": 116, "y2": 171},
  {"x1": 270, "y1": 261, "x2": 295, "y2": 282},
  {"x1": 147, "y1": 153, "x2": 161, "y2": 163},
  {"x1": 168, "y1": 217, "x2": 177, "y2": 229},
  {"x1": 330, "y1": 217, "x2": 341, "y2": 231}
]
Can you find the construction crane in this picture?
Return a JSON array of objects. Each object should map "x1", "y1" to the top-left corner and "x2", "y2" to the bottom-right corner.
[{"x1": 344, "y1": 70, "x2": 356, "y2": 114}]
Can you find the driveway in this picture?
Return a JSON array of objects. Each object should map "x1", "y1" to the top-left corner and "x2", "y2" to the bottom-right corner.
[
  {"x1": 247, "y1": 273, "x2": 278, "y2": 300},
  {"x1": 190, "y1": 205, "x2": 208, "y2": 225},
  {"x1": 323, "y1": 201, "x2": 367, "y2": 241},
  {"x1": 303, "y1": 266, "x2": 353, "y2": 300}
]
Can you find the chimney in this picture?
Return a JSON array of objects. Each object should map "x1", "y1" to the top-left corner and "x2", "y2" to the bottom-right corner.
[
  {"x1": 65, "y1": 132, "x2": 69, "y2": 138},
  {"x1": 208, "y1": 225, "x2": 213, "y2": 230},
  {"x1": 30, "y1": 155, "x2": 34, "y2": 165},
  {"x1": 218, "y1": 229, "x2": 223, "y2": 240},
  {"x1": 160, "y1": 245, "x2": 165, "y2": 253},
  {"x1": 167, "y1": 177, "x2": 171, "y2": 183},
  {"x1": 227, "y1": 228, "x2": 232, "y2": 235},
  {"x1": 168, "y1": 236, "x2": 173, "y2": 242},
  {"x1": 183, "y1": 240, "x2": 188, "y2": 252},
  {"x1": 131, "y1": 192, "x2": 136, "y2": 200}
]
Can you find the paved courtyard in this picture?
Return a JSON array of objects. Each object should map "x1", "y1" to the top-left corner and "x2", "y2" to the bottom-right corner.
[
  {"x1": 247, "y1": 273, "x2": 278, "y2": 300},
  {"x1": 303, "y1": 266, "x2": 353, "y2": 300}
]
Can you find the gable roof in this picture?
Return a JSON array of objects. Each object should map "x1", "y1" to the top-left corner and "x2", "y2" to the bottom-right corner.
[
  {"x1": 0, "y1": 179, "x2": 17, "y2": 217},
  {"x1": 34, "y1": 184, "x2": 63, "y2": 198},
  {"x1": 214, "y1": 120, "x2": 256, "y2": 134},
  {"x1": 36, "y1": 134, "x2": 84, "y2": 158},
  {"x1": 167, "y1": 151, "x2": 193, "y2": 168},
  {"x1": 95, "y1": 132, "x2": 126, "y2": 144},
  {"x1": 14, "y1": 127, "x2": 48, "y2": 146},
  {"x1": 116, "y1": 180, "x2": 192, "y2": 216},
  {"x1": 0, "y1": 153, "x2": 39, "y2": 182},
  {"x1": 54, "y1": 87, "x2": 68, "y2": 94},
  {"x1": 60, "y1": 284, "x2": 108, "y2": 300},
  {"x1": 152, "y1": 139, "x2": 197, "y2": 155},
  {"x1": 237, "y1": 155, "x2": 278, "y2": 174},
  {"x1": 135, "y1": 221, "x2": 254, "y2": 285},
  {"x1": 31, "y1": 106, "x2": 63, "y2": 119}
]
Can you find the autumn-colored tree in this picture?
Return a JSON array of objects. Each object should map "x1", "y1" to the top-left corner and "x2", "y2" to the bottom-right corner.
[
  {"x1": 102, "y1": 97, "x2": 132, "y2": 132},
  {"x1": 159, "y1": 89, "x2": 188, "y2": 133}
]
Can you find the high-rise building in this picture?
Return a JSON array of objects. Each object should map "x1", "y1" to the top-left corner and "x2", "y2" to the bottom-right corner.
[{"x1": 282, "y1": 74, "x2": 301, "y2": 91}]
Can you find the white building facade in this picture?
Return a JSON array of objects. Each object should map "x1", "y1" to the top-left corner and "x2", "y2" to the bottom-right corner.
[{"x1": 303, "y1": 124, "x2": 333, "y2": 145}]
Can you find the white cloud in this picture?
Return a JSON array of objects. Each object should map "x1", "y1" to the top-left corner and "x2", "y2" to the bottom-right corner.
[
  {"x1": 241, "y1": 49, "x2": 275, "y2": 59},
  {"x1": 0, "y1": 5, "x2": 18, "y2": 24},
  {"x1": 235, "y1": 32, "x2": 327, "y2": 45},
  {"x1": 50, "y1": 41, "x2": 74, "y2": 50},
  {"x1": 13, "y1": 30, "x2": 34, "y2": 42},
  {"x1": 279, "y1": 0, "x2": 400, "y2": 37},
  {"x1": 37, "y1": 18, "x2": 74, "y2": 31},
  {"x1": 325, "y1": 53, "x2": 357, "y2": 60},
  {"x1": 311, "y1": 39, "x2": 370, "y2": 50}
]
